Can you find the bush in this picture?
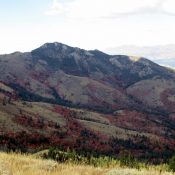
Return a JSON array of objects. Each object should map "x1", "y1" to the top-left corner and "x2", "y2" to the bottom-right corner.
[
  {"x1": 169, "y1": 155, "x2": 175, "y2": 172},
  {"x1": 46, "y1": 148, "x2": 119, "y2": 167},
  {"x1": 120, "y1": 155, "x2": 141, "y2": 169}
]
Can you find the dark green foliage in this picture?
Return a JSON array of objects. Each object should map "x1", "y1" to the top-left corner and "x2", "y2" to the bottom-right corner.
[
  {"x1": 169, "y1": 155, "x2": 175, "y2": 172},
  {"x1": 120, "y1": 155, "x2": 141, "y2": 169},
  {"x1": 45, "y1": 148, "x2": 147, "y2": 169},
  {"x1": 109, "y1": 137, "x2": 149, "y2": 151},
  {"x1": 8, "y1": 83, "x2": 113, "y2": 114},
  {"x1": 80, "y1": 129, "x2": 99, "y2": 140},
  {"x1": 46, "y1": 148, "x2": 119, "y2": 167},
  {"x1": 55, "y1": 122, "x2": 60, "y2": 129},
  {"x1": 8, "y1": 83, "x2": 72, "y2": 106}
]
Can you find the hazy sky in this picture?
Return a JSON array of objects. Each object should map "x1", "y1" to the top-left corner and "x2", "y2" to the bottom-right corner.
[{"x1": 1, "y1": 0, "x2": 175, "y2": 53}]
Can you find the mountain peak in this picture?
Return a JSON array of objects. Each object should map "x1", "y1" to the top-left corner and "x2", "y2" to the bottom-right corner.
[
  {"x1": 1, "y1": 42, "x2": 175, "y2": 159},
  {"x1": 40, "y1": 42, "x2": 70, "y2": 50}
]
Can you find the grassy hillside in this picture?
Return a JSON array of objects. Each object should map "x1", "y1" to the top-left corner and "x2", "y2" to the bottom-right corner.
[
  {"x1": 0, "y1": 84, "x2": 175, "y2": 161},
  {"x1": 0, "y1": 152, "x2": 174, "y2": 175}
]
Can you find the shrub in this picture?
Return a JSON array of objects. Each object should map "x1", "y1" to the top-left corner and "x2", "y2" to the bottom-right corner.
[
  {"x1": 120, "y1": 155, "x2": 141, "y2": 169},
  {"x1": 169, "y1": 155, "x2": 175, "y2": 172},
  {"x1": 46, "y1": 148, "x2": 119, "y2": 167}
]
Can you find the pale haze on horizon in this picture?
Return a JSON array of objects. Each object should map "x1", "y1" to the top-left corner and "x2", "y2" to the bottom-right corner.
[{"x1": 1, "y1": 0, "x2": 175, "y2": 54}]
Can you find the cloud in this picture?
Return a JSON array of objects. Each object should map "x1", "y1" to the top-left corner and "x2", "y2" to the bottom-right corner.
[
  {"x1": 111, "y1": 0, "x2": 175, "y2": 18},
  {"x1": 68, "y1": 0, "x2": 158, "y2": 19},
  {"x1": 163, "y1": 0, "x2": 175, "y2": 14},
  {"x1": 45, "y1": 0, "x2": 175, "y2": 18},
  {"x1": 45, "y1": 0, "x2": 65, "y2": 15}
]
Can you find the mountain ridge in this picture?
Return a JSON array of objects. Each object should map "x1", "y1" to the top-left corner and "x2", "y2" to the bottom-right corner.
[
  {"x1": 0, "y1": 42, "x2": 175, "y2": 161},
  {"x1": 105, "y1": 45, "x2": 175, "y2": 68},
  {"x1": 0, "y1": 42, "x2": 175, "y2": 113}
]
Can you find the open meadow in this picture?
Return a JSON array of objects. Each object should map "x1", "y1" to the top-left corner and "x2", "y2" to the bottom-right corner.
[{"x1": 0, "y1": 152, "x2": 175, "y2": 175}]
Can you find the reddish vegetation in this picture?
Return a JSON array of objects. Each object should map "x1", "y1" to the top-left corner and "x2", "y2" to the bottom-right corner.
[
  {"x1": 0, "y1": 99, "x2": 174, "y2": 161},
  {"x1": 14, "y1": 115, "x2": 56, "y2": 129},
  {"x1": 53, "y1": 106, "x2": 109, "y2": 152},
  {"x1": 0, "y1": 86, "x2": 174, "y2": 161},
  {"x1": 0, "y1": 42, "x2": 175, "y2": 161}
]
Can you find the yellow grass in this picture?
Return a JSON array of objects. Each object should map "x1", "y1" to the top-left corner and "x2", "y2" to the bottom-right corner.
[
  {"x1": 0, "y1": 152, "x2": 175, "y2": 175},
  {"x1": 0, "y1": 152, "x2": 107, "y2": 175}
]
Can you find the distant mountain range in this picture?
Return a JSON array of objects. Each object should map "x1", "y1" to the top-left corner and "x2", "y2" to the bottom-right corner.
[
  {"x1": 106, "y1": 45, "x2": 175, "y2": 68},
  {"x1": 0, "y1": 42, "x2": 175, "y2": 160}
]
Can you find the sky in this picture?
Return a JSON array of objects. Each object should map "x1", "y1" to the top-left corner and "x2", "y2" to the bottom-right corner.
[{"x1": 1, "y1": 0, "x2": 175, "y2": 54}]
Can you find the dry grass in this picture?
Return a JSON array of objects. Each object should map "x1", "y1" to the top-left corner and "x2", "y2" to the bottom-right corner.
[
  {"x1": 0, "y1": 152, "x2": 107, "y2": 175},
  {"x1": 0, "y1": 152, "x2": 175, "y2": 175}
]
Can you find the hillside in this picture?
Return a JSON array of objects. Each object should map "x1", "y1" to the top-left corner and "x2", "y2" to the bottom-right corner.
[
  {"x1": 0, "y1": 42, "x2": 175, "y2": 160},
  {"x1": 1, "y1": 42, "x2": 175, "y2": 112}
]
